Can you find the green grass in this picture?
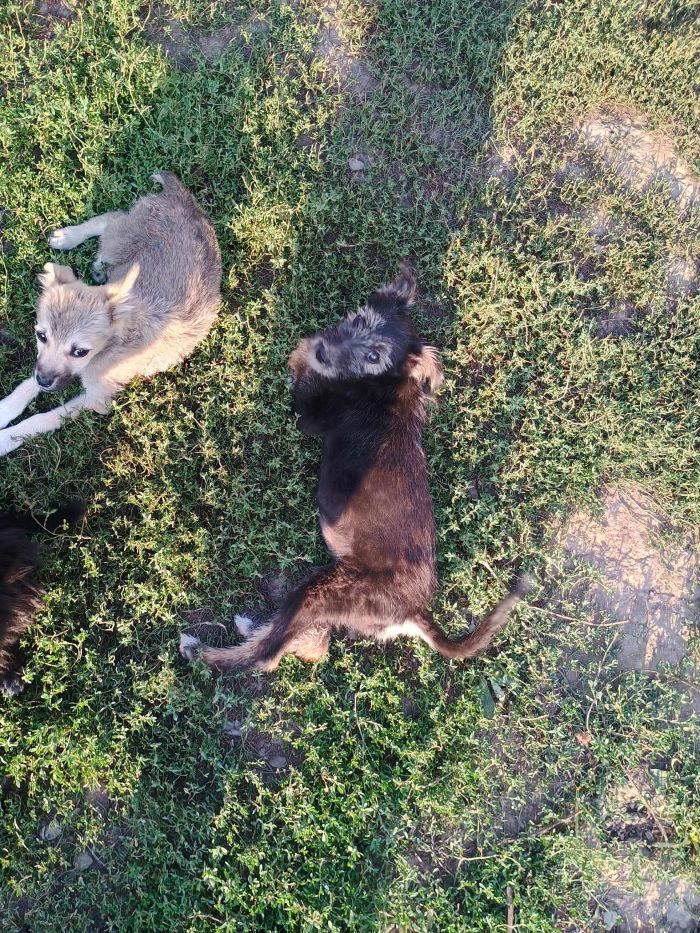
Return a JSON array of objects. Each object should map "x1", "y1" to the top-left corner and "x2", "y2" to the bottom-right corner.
[{"x1": 1, "y1": 0, "x2": 699, "y2": 929}]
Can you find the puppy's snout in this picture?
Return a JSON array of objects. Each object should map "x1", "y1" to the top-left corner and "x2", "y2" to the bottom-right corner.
[
  {"x1": 35, "y1": 369, "x2": 56, "y2": 390},
  {"x1": 315, "y1": 342, "x2": 329, "y2": 366}
]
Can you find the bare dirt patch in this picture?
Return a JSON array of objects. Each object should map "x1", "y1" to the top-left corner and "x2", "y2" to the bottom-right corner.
[
  {"x1": 314, "y1": 1, "x2": 377, "y2": 96},
  {"x1": 144, "y1": 5, "x2": 268, "y2": 70},
  {"x1": 601, "y1": 766, "x2": 674, "y2": 848},
  {"x1": 560, "y1": 485, "x2": 699, "y2": 676},
  {"x1": 579, "y1": 106, "x2": 700, "y2": 211},
  {"x1": 599, "y1": 858, "x2": 700, "y2": 932},
  {"x1": 32, "y1": 0, "x2": 76, "y2": 40},
  {"x1": 666, "y1": 254, "x2": 699, "y2": 300}
]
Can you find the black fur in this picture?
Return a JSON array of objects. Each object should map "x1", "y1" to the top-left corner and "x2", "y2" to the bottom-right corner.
[
  {"x1": 0, "y1": 502, "x2": 84, "y2": 696},
  {"x1": 186, "y1": 268, "x2": 529, "y2": 673}
]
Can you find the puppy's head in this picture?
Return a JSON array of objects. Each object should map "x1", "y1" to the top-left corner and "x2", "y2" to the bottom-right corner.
[
  {"x1": 303, "y1": 265, "x2": 419, "y2": 381},
  {"x1": 34, "y1": 263, "x2": 139, "y2": 392}
]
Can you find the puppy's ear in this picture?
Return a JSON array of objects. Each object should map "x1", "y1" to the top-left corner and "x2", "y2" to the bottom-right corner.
[
  {"x1": 407, "y1": 345, "x2": 444, "y2": 398},
  {"x1": 378, "y1": 262, "x2": 417, "y2": 308},
  {"x1": 105, "y1": 263, "x2": 140, "y2": 320},
  {"x1": 38, "y1": 262, "x2": 76, "y2": 289}
]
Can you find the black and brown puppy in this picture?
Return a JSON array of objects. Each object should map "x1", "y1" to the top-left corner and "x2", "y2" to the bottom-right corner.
[
  {"x1": 181, "y1": 267, "x2": 528, "y2": 672},
  {"x1": 0, "y1": 502, "x2": 84, "y2": 696}
]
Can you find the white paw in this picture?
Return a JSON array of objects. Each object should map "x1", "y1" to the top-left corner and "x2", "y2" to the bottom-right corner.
[
  {"x1": 0, "y1": 400, "x2": 15, "y2": 430},
  {"x1": 48, "y1": 227, "x2": 79, "y2": 250},
  {"x1": 234, "y1": 614, "x2": 254, "y2": 637},
  {"x1": 0, "y1": 429, "x2": 22, "y2": 457},
  {"x1": 179, "y1": 632, "x2": 202, "y2": 661}
]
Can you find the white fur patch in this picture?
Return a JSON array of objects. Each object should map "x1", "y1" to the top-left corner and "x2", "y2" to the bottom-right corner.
[
  {"x1": 234, "y1": 614, "x2": 254, "y2": 637},
  {"x1": 48, "y1": 227, "x2": 81, "y2": 250},
  {"x1": 376, "y1": 620, "x2": 429, "y2": 644},
  {"x1": 179, "y1": 632, "x2": 202, "y2": 661}
]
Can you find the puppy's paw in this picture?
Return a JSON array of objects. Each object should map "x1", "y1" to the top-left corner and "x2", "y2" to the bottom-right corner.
[
  {"x1": 1, "y1": 674, "x2": 25, "y2": 698},
  {"x1": 0, "y1": 429, "x2": 22, "y2": 457},
  {"x1": 234, "y1": 614, "x2": 254, "y2": 637},
  {"x1": 91, "y1": 260, "x2": 108, "y2": 285},
  {"x1": 48, "y1": 227, "x2": 80, "y2": 250},
  {"x1": 179, "y1": 632, "x2": 202, "y2": 662}
]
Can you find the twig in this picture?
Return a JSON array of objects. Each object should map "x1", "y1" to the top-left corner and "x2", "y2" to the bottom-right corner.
[
  {"x1": 528, "y1": 604, "x2": 631, "y2": 627},
  {"x1": 506, "y1": 885, "x2": 514, "y2": 933}
]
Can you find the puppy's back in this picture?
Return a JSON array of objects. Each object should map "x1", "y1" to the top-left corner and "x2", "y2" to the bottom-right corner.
[{"x1": 102, "y1": 172, "x2": 221, "y2": 332}]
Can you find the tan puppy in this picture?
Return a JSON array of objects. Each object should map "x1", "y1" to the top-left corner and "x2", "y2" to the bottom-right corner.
[{"x1": 0, "y1": 173, "x2": 221, "y2": 455}]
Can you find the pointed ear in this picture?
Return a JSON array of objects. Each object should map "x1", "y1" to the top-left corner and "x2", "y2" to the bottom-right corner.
[
  {"x1": 38, "y1": 262, "x2": 76, "y2": 289},
  {"x1": 105, "y1": 263, "x2": 140, "y2": 319},
  {"x1": 407, "y1": 345, "x2": 444, "y2": 397},
  {"x1": 378, "y1": 262, "x2": 417, "y2": 307}
]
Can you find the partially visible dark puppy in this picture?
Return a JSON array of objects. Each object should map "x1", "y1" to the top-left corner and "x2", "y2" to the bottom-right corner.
[
  {"x1": 181, "y1": 266, "x2": 529, "y2": 672},
  {"x1": 0, "y1": 502, "x2": 84, "y2": 696}
]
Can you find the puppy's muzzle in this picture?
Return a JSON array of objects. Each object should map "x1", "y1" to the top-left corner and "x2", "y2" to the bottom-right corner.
[{"x1": 35, "y1": 369, "x2": 71, "y2": 392}]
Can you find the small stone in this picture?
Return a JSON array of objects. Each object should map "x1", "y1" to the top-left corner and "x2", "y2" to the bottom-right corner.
[
  {"x1": 39, "y1": 820, "x2": 62, "y2": 842},
  {"x1": 348, "y1": 156, "x2": 365, "y2": 171},
  {"x1": 268, "y1": 755, "x2": 288, "y2": 770},
  {"x1": 74, "y1": 850, "x2": 95, "y2": 871},
  {"x1": 84, "y1": 787, "x2": 110, "y2": 813},
  {"x1": 223, "y1": 720, "x2": 242, "y2": 738}
]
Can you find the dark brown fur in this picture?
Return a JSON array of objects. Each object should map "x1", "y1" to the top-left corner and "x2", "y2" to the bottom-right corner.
[
  {"x1": 0, "y1": 502, "x2": 84, "y2": 695},
  {"x1": 181, "y1": 267, "x2": 528, "y2": 672}
]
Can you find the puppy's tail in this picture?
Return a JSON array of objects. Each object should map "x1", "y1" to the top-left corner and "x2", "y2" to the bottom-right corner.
[
  {"x1": 414, "y1": 574, "x2": 534, "y2": 660},
  {"x1": 5, "y1": 501, "x2": 86, "y2": 535},
  {"x1": 151, "y1": 171, "x2": 188, "y2": 196}
]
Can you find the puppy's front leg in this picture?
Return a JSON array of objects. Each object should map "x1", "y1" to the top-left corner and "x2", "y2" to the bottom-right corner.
[
  {"x1": 0, "y1": 377, "x2": 41, "y2": 429},
  {"x1": 0, "y1": 392, "x2": 92, "y2": 456}
]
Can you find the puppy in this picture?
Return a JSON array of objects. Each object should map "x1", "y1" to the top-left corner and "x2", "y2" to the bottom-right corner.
[
  {"x1": 181, "y1": 266, "x2": 529, "y2": 673},
  {"x1": 0, "y1": 172, "x2": 221, "y2": 456},
  {"x1": 0, "y1": 502, "x2": 84, "y2": 696}
]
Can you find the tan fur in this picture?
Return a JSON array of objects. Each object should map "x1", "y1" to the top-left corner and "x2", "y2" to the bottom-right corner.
[
  {"x1": 407, "y1": 345, "x2": 444, "y2": 398},
  {"x1": 0, "y1": 172, "x2": 221, "y2": 455}
]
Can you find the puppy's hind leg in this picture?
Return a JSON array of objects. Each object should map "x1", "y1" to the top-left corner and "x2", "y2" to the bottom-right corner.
[
  {"x1": 181, "y1": 568, "x2": 348, "y2": 672},
  {"x1": 48, "y1": 211, "x2": 124, "y2": 251}
]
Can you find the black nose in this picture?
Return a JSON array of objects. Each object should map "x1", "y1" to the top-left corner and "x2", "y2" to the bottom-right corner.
[
  {"x1": 35, "y1": 371, "x2": 55, "y2": 389},
  {"x1": 315, "y1": 343, "x2": 329, "y2": 366}
]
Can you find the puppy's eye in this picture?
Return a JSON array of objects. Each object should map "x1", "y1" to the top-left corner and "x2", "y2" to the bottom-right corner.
[
  {"x1": 353, "y1": 315, "x2": 365, "y2": 329},
  {"x1": 366, "y1": 350, "x2": 380, "y2": 364},
  {"x1": 36, "y1": 330, "x2": 47, "y2": 343},
  {"x1": 70, "y1": 347, "x2": 89, "y2": 358}
]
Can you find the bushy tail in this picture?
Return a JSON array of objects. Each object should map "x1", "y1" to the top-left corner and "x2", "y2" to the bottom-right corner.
[{"x1": 415, "y1": 574, "x2": 533, "y2": 660}]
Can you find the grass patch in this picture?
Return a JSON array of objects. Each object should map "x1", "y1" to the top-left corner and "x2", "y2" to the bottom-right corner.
[{"x1": 1, "y1": 0, "x2": 699, "y2": 930}]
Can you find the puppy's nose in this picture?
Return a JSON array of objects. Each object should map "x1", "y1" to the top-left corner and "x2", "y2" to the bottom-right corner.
[
  {"x1": 315, "y1": 343, "x2": 329, "y2": 366},
  {"x1": 35, "y1": 371, "x2": 55, "y2": 389}
]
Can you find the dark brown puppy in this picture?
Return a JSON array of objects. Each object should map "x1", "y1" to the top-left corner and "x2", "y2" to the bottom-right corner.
[
  {"x1": 181, "y1": 267, "x2": 528, "y2": 671},
  {"x1": 0, "y1": 502, "x2": 84, "y2": 696}
]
